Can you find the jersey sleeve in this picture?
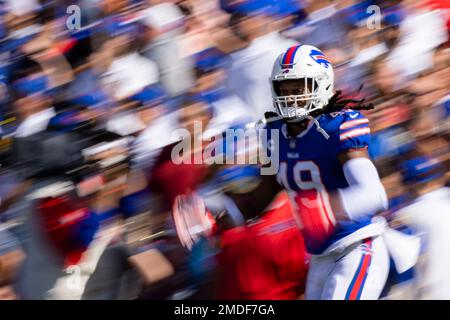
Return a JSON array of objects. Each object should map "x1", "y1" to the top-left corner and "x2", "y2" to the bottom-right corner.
[{"x1": 338, "y1": 111, "x2": 371, "y2": 152}]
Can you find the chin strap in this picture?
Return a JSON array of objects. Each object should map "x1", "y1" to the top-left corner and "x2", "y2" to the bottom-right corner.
[
  {"x1": 261, "y1": 113, "x2": 284, "y2": 124},
  {"x1": 287, "y1": 114, "x2": 330, "y2": 140},
  {"x1": 305, "y1": 115, "x2": 330, "y2": 140}
]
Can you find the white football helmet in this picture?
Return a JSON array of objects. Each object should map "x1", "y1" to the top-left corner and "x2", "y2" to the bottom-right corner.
[{"x1": 270, "y1": 45, "x2": 334, "y2": 120}]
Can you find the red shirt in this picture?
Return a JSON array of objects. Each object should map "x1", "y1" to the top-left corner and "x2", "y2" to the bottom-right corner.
[
  {"x1": 217, "y1": 193, "x2": 309, "y2": 300},
  {"x1": 149, "y1": 142, "x2": 209, "y2": 209}
]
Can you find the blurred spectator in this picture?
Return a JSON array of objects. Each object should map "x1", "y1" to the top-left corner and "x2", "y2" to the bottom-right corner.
[
  {"x1": 0, "y1": 228, "x2": 24, "y2": 300},
  {"x1": 135, "y1": 97, "x2": 216, "y2": 299},
  {"x1": 10, "y1": 58, "x2": 55, "y2": 138},
  {"x1": 3, "y1": 0, "x2": 40, "y2": 17},
  {"x1": 367, "y1": 56, "x2": 404, "y2": 101},
  {"x1": 149, "y1": 96, "x2": 213, "y2": 208},
  {"x1": 140, "y1": 1, "x2": 195, "y2": 100},
  {"x1": 192, "y1": 47, "x2": 253, "y2": 136},
  {"x1": 176, "y1": 0, "x2": 220, "y2": 58},
  {"x1": 129, "y1": 85, "x2": 177, "y2": 171},
  {"x1": 348, "y1": 27, "x2": 388, "y2": 69},
  {"x1": 392, "y1": 156, "x2": 450, "y2": 299},
  {"x1": 100, "y1": 23, "x2": 160, "y2": 136},
  {"x1": 225, "y1": 2, "x2": 297, "y2": 121},
  {"x1": 101, "y1": 24, "x2": 159, "y2": 102},
  {"x1": 386, "y1": 0, "x2": 448, "y2": 81},
  {"x1": 284, "y1": 0, "x2": 350, "y2": 49}
]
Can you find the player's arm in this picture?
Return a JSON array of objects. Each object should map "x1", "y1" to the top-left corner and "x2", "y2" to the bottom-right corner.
[
  {"x1": 329, "y1": 113, "x2": 388, "y2": 222},
  {"x1": 225, "y1": 173, "x2": 282, "y2": 222},
  {"x1": 216, "y1": 118, "x2": 283, "y2": 222},
  {"x1": 329, "y1": 148, "x2": 388, "y2": 222}
]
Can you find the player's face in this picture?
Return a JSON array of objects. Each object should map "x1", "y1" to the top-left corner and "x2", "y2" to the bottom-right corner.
[{"x1": 276, "y1": 79, "x2": 314, "y2": 108}]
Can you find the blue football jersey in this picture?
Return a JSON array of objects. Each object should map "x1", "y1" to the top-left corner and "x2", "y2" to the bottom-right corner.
[{"x1": 264, "y1": 110, "x2": 373, "y2": 254}]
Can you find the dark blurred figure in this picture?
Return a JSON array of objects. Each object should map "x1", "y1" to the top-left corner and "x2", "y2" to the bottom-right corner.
[{"x1": 136, "y1": 97, "x2": 214, "y2": 299}]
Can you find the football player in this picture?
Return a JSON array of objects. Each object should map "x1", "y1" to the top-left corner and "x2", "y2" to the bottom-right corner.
[{"x1": 227, "y1": 44, "x2": 417, "y2": 300}]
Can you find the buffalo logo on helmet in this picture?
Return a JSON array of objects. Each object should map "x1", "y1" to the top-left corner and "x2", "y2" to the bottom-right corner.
[{"x1": 309, "y1": 49, "x2": 331, "y2": 68}]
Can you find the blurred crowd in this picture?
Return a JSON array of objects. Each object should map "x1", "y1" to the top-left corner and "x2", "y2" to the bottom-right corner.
[{"x1": 0, "y1": 0, "x2": 448, "y2": 300}]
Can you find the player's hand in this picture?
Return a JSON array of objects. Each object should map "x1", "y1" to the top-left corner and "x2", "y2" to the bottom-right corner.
[{"x1": 172, "y1": 192, "x2": 215, "y2": 250}]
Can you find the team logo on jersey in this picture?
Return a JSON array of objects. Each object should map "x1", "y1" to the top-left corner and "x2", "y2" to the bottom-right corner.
[
  {"x1": 309, "y1": 49, "x2": 331, "y2": 69},
  {"x1": 289, "y1": 139, "x2": 296, "y2": 149}
]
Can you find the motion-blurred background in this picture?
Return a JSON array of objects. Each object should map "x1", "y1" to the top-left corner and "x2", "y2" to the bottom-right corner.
[{"x1": 0, "y1": 0, "x2": 448, "y2": 300}]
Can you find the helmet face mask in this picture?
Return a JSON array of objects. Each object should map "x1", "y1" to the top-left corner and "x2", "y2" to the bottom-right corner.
[
  {"x1": 272, "y1": 77, "x2": 321, "y2": 120},
  {"x1": 271, "y1": 45, "x2": 334, "y2": 121}
]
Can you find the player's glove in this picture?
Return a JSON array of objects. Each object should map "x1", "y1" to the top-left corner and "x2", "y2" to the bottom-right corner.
[{"x1": 172, "y1": 192, "x2": 216, "y2": 251}]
